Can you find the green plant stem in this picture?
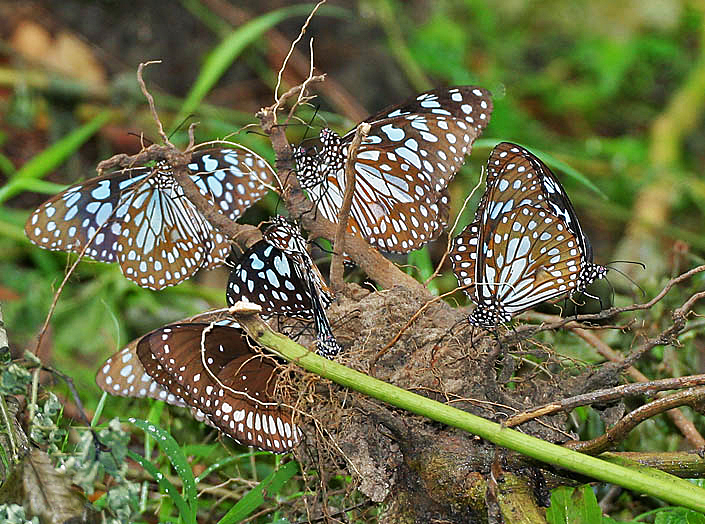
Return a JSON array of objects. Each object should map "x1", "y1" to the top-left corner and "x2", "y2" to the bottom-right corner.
[
  {"x1": 234, "y1": 313, "x2": 705, "y2": 513},
  {"x1": 0, "y1": 395, "x2": 18, "y2": 462},
  {"x1": 0, "y1": 110, "x2": 114, "y2": 205}
]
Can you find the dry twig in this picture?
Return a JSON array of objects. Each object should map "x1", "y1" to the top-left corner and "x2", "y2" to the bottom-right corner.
[
  {"x1": 565, "y1": 386, "x2": 705, "y2": 455},
  {"x1": 330, "y1": 122, "x2": 370, "y2": 291},
  {"x1": 506, "y1": 374, "x2": 705, "y2": 427}
]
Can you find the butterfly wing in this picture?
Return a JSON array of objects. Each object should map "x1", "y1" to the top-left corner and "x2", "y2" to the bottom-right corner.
[
  {"x1": 295, "y1": 86, "x2": 492, "y2": 253},
  {"x1": 345, "y1": 85, "x2": 493, "y2": 140},
  {"x1": 227, "y1": 241, "x2": 317, "y2": 318},
  {"x1": 450, "y1": 220, "x2": 481, "y2": 299},
  {"x1": 96, "y1": 336, "x2": 188, "y2": 407},
  {"x1": 26, "y1": 147, "x2": 274, "y2": 289},
  {"x1": 142, "y1": 323, "x2": 301, "y2": 452},
  {"x1": 227, "y1": 221, "x2": 341, "y2": 357},
  {"x1": 470, "y1": 205, "x2": 585, "y2": 326},
  {"x1": 187, "y1": 147, "x2": 274, "y2": 222},
  {"x1": 25, "y1": 168, "x2": 149, "y2": 263}
]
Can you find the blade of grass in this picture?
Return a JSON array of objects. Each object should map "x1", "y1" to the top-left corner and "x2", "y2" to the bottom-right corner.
[
  {"x1": 144, "y1": 401, "x2": 165, "y2": 470},
  {"x1": 0, "y1": 152, "x2": 15, "y2": 177},
  {"x1": 129, "y1": 417, "x2": 197, "y2": 522},
  {"x1": 239, "y1": 320, "x2": 705, "y2": 513},
  {"x1": 128, "y1": 450, "x2": 194, "y2": 524},
  {"x1": 91, "y1": 392, "x2": 108, "y2": 428},
  {"x1": 174, "y1": 4, "x2": 322, "y2": 127},
  {"x1": 218, "y1": 461, "x2": 299, "y2": 524},
  {"x1": 9, "y1": 179, "x2": 68, "y2": 196},
  {"x1": 195, "y1": 452, "x2": 264, "y2": 483},
  {"x1": 0, "y1": 110, "x2": 114, "y2": 204}
]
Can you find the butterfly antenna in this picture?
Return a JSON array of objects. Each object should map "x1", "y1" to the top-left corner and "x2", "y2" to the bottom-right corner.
[
  {"x1": 605, "y1": 275, "x2": 616, "y2": 309},
  {"x1": 607, "y1": 260, "x2": 646, "y2": 270},
  {"x1": 168, "y1": 114, "x2": 196, "y2": 141},
  {"x1": 604, "y1": 264, "x2": 647, "y2": 298},
  {"x1": 127, "y1": 132, "x2": 155, "y2": 146},
  {"x1": 244, "y1": 129, "x2": 270, "y2": 137}
]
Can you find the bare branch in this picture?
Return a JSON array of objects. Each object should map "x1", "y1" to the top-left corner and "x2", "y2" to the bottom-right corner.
[
  {"x1": 506, "y1": 374, "x2": 705, "y2": 427},
  {"x1": 274, "y1": 0, "x2": 327, "y2": 107},
  {"x1": 565, "y1": 385, "x2": 705, "y2": 455},
  {"x1": 257, "y1": 100, "x2": 429, "y2": 295},
  {"x1": 330, "y1": 122, "x2": 370, "y2": 291},
  {"x1": 514, "y1": 264, "x2": 705, "y2": 335},
  {"x1": 137, "y1": 61, "x2": 172, "y2": 148}
]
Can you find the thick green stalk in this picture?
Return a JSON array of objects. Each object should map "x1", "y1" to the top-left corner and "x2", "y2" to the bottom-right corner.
[{"x1": 239, "y1": 316, "x2": 705, "y2": 512}]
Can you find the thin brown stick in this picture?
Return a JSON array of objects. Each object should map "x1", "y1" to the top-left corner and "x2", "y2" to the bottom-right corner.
[
  {"x1": 518, "y1": 264, "x2": 705, "y2": 333},
  {"x1": 137, "y1": 61, "x2": 172, "y2": 148},
  {"x1": 424, "y1": 168, "x2": 484, "y2": 286},
  {"x1": 132, "y1": 65, "x2": 263, "y2": 250},
  {"x1": 273, "y1": 0, "x2": 327, "y2": 108},
  {"x1": 34, "y1": 221, "x2": 114, "y2": 355},
  {"x1": 575, "y1": 325, "x2": 705, "y2": 449},
  {"x1": 330, "y1": 122, "x2": 370, "y2": 291},
  {"x1": 506, "y1": 374, "x2": 705, "y2": 427},
  {"x1": 565, "y1": 385, "x2": 705, "y2": 455},
  {"x1": 200, "y1": 0, "x2": 367, "y2": 121}
]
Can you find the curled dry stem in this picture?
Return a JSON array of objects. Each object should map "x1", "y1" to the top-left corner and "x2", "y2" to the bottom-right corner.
[{"x1": 565, "y1": 385, "x2": 705, "y2": 455}]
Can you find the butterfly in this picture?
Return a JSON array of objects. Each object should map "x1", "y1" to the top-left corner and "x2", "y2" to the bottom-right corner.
[
  {"x1": 450, "y1": 142, "x2": 607, "y2": 328},
  {"x1": 96, "y1": 320, "x2": 302, "y2": 453},
  {"x1": 227, "y1": 216, "x2": 341, "y2": 357},
  {"x1": 25, "y1": 145, "x2": 274, "y2": 289},
  {"x1": 293, "y1": 86, "x2": 493, "y2": 253}
]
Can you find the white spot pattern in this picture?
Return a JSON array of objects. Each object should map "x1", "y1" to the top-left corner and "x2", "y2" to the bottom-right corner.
[
  {"x1": 450, "y1": 142, "x2": 607, "y2": 327},
  {"x1": 25, "y1": 145, "x2": 275, "y2": 290},
  {"x1": 293, "y1": 86, "x2": 493, "y2": 254},
  {"x1": 95, "y1": 320, "x2": 301, "y2": 454}
]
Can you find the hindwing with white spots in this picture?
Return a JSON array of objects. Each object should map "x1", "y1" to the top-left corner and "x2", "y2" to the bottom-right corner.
[
  {"x1": 25, "y1": 146, "x2": 275, "y2": 289},
  {"x1": 293, "y1": 86, "x2": 492, "y2": 253},
  {"x1": 96, "y1": 339, "x2": 187, "y2": 407},
  {"x1": 97, "y1": 322, "x2": 301, "y2": 453}
]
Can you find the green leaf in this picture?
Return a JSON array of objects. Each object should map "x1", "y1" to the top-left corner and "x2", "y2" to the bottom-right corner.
[
  {"x1": 0, "y1": 110, "x2": 114, "y2": 204},
  {"x1": 128, "y1": 450, "x2": 194, "y2": 524},
  {"x1": 195, "y1": 452, "x2": 259, "y2": 483},
  {"x1": 0, "y1": 363, "x2": 32, "y2": 395},
  {"x1": 406, "y1": 247, "x2": 438, "y2": 294},
  {"x1": 653, "y1": 508, "x2": 705, "y2": 524},
  {"x1": 218, "y1": 461, "x2": 298, "y2": 524},
  {"x1": 175, "y1": 4, "x2": 323, "y2": 126},
  {"x1": 128, "y1": 417, "x2": 197, "y2": 516},
  {"x1": 546, "y1": 485, "x2": 603, "y2": 524}
]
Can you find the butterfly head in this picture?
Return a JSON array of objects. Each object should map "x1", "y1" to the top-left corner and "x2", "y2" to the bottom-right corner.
[
  {"x1": 318, "y1": 128, "x2": 345, "y2": 172},
  {"x1": 577, "y1": 263, "x2": 608, "y2": 291}
]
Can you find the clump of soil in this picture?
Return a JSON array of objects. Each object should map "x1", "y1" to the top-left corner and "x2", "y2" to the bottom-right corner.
[{"x1": 281, "y1": 284, "x2": 615, "y2": 519}]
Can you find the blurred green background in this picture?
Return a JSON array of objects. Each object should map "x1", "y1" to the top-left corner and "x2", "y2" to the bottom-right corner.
[{"x1": 1, "y1": 0, "x2": 704, "y2": 521}]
